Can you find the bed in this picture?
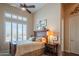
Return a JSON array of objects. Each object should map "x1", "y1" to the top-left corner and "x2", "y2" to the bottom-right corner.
[
  {"x1": 10, "y1": 30, "x2": 48, "y2": 56},
  {"x1": 15, "y1": 40, "x2": 45, "y2": 56},
  {"x1": 10, "y1": 40, "x2": 45, "y2": 56}
]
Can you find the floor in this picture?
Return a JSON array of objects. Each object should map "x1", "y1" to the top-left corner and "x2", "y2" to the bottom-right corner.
[
  {"x1": 0, "y1": 51, "x2": 79, "y2": 56},
  {"x1": 42, "y1": 52, "x2": 79, "y2": 56},
  {"x1": 62, "y1": 52, "x2": 79, "y2": 56},
  {"x1": 0, "y1": 50, "x2": 11, "y2": 56}
]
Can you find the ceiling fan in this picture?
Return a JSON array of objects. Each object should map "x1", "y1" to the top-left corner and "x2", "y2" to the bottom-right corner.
[{"x1": 20, "y1": 3, "x2": 35, "y2": 14}]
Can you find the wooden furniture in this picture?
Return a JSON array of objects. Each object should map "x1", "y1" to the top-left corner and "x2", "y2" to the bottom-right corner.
[
  {"x1": 45, "y1": 43, "x2": 59, "y2": 56},
  {"x1": 9, "y1": 42, "x2": 17, "y2": 56},
  {"x1": 34, "y1": 30, "x2": 48, "y2": 43},
  {"x1": 9, "y1": 30, "x2": 48, "y2": 56}
]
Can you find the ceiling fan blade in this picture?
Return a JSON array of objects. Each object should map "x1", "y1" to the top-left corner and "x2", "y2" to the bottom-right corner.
[
  {"x1": 25, "y1": 5, "x2": 35, "y2": 8},
  {"x1": 26, "y1": 8, "x2": 31, "y2": 14},
  {"x1": 20, "y1": 3, "x2": 35, "y2": 8},
  {"x1": 20, "y1": 3, "x2": 27, "y2": 7},
  {"x1": 24, "y1": 4, "x2": 27, "y2": 7},
  {"x1": 20, "y1": 3, "x2": 24, "y2": 7},
  {"x1": 27, "y1": 5, "x2": 35, "y2": 8},
  {"x1": 20, "y1": 3, "x2": 32, "y2": 14}
]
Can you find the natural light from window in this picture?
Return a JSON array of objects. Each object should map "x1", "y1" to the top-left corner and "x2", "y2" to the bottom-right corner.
[{"x1": 5, "y1": 12, "x2": 27, "y2": 43}]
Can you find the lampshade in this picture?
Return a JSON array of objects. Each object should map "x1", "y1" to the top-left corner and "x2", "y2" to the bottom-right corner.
[
  {"x1": 47, "y1": 30, "x2": 59, "y2": 36},
  {"x1": 47, "y1": 31, "x2": 54, "y2": 36}
]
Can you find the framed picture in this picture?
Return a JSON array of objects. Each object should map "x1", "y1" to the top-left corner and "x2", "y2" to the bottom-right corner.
[{"x1": 36, "y1": 19, "x2": 47, "y2": 30}]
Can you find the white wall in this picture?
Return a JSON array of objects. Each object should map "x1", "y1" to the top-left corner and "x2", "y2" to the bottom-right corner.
[
  {"x1": 0, "y1": 4, "x2": 33, "y2": 51},
  {"x1": 34, "y1": 4, "x2": 62, "y2": 55},
  {"x1": 34, "y1": 3, "x2": 61, "y2": 41},
  {"x1": 34, "y1": 4, "x2": 61, "y2": 32}
]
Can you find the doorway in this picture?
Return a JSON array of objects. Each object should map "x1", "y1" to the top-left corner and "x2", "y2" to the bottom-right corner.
[{"x1": 69, "y1": 15, "x2": 79, "y2": 54}]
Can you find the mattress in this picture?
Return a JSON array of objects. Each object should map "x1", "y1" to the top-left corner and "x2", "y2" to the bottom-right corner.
[{"x1": 15, "y1": 40, "x2": 45, "y2": 56}]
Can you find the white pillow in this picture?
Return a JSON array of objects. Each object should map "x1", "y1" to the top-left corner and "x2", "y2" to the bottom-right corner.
[
  {"x1": 35, "y1": 37, "x2": 42, "y2": 42},
  {"x1": 29, "y1": 37, "x2": 35, "y2": 41}
]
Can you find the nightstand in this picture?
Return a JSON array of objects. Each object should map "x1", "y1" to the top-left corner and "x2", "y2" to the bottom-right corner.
[{"x1": 44, "y1": 43, "x2": 59, "y2": 56}]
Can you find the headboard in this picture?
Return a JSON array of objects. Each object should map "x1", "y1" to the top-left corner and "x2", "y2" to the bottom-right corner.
[
  {"x1": 34, "y1": 30, "x2": 48, "y2": 37},
  {"x1": 34, "y1": 30, "x2": 48, "y2": 43}
]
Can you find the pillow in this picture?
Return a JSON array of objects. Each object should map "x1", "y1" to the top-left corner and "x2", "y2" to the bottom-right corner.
[
  {"x1": 35, "y1": 37, "x2": 42, "y2": 42},
  {"x1": 32, "y1": 37, "x2": 36, "y2": 41},
  {"x1": 28, "y1": 37, "x2": 35, "y2": 41}
]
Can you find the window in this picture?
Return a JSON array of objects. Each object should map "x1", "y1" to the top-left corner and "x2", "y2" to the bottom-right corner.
[
  {"x1": 18, "y1": 24, "x2": 22, "y2": 41},
  {"x1": 12, "y1": 14, "x2": 17, "y2": 19},
  {"x1": 5, "y1": 13, "x2": 27, "y2": 42},
  {"x1": 23, "y1": 17, "x2": 27, "y2": 21},
  {"x1": 23, "y1": 24, "x2": 26, "y2": 40},
  {"x1": 5, "y1": 13, "x2": 11, "y2": 18},
  {"x1": 12, "y1": 23, "x2": 17, "y2": 42},
  {"x1": 18, "y1": 16, "x2": 22, "y2": 20},
  {"x1": 5, "y1": 21, "x2": 11, "y2": 42}
]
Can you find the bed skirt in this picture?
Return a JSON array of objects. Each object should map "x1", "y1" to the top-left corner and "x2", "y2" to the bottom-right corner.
[{"x1": 21, "y1": 48, "x2": 44, "y2": 56}]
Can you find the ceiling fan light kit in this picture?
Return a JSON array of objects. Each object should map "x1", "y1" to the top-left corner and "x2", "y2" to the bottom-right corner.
[
  {"x1": 21, "y1": 7, "x2": 26, "y2": 11},
  {"x1": 20, "y1": 3, "x2": 35, "y2": 14}
]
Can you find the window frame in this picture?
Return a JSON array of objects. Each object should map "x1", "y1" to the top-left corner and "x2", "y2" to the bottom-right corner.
[{"x1": 4, "y1": 12, "x2": 27, "y2": 42}]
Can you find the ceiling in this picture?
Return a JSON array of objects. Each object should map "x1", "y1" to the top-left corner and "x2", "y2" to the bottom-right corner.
[{"x1": 9, "y1": 3, "x2": 46, "y2": 13}]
